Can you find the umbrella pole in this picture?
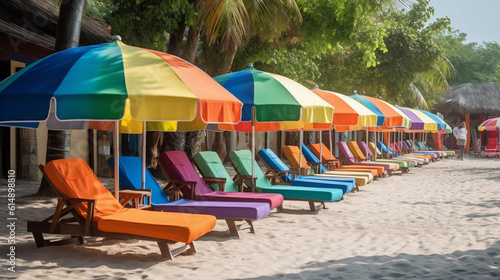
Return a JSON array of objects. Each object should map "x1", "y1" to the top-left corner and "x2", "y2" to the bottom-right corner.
[
  {"x1": 251, "y1": 107, "x2": 256, "y2": 192},
  {"x1": 329, "y1": 130, "x2": 333, "y2": 159},
  {"x1": 365, "y1": 128, "x2": 369, "y2": 159},
  {"x1": 319, "y1": 130, "x2": 323, "y2": 164},
  {"x1": 113, "y1": 121, "x2": 120, "y2": 201},
  {"x1": 299, "y1": 129, "x2": 304, "y2": 174},
  {"x1": 142, "y1": 122, "x2": 146, "y2": 190},
  {"x1": 374, "y1": 131, "x2": 377, "y2": 161}
]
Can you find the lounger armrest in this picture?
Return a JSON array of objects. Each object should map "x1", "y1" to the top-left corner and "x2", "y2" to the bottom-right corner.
[
  {"x1": 234, "y1": 175, "x2": 256, "y2": 191},
  {"x1": 202, "y1": 177, "x2": 227, "y2": 191},
  {"x1": 290, "y1": 166, "x2": 309, "y2": 176},
  {"x1": 119, "y1": 189, "x2": 152, "y2": 210},
  {"x1": 54, "y1": 196, "x2": 96, "y2": 235},
  {"x1": 169, "y1": 180, "x2": 197, "y2": 200}
]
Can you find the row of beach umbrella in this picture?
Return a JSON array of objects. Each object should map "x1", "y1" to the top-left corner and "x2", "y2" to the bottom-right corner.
[{"x1": 0, "y1": 39, "x2": 456, "y2": 195}]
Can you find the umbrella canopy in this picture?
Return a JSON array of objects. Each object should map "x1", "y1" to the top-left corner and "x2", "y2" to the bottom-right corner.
[
  {"x1": 312, "y1": 89, "x2": 378, "y2": 131},
  {"x1": 396, "y1": 107, "x2": 437, "y2": 132},
  {"x1": 478, "y1": 117, "x2": 500, "y2": 131},
  {"x1": 416, "y1": 109, "x2": 451, "y2": 133},
  {"x1": 0, "y1": 38, "x2": 244, "y2": 198},
  {"x1": 0, "y1": 39, "x2": 243, "y2": 125},
  {"x1": 348, "y1": 93, "x2": 386, "y2": 127},
  {"x1": 349, "y1": 93, "x2": 410, "y2": 130},
  {"x1": 215, "y1": 65, "x2": 334, "y2": 132}
]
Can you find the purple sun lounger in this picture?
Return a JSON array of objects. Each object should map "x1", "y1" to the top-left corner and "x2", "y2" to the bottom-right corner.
[
  {"x1": 337, "y1": 141, "x2": 398, "y2": 175},
  {"x1": 109, "y1": 156, "x2": 271, "y2": 238},
  {"x1": 158, "y1": 151, "x2": 284, "y2": 210}
]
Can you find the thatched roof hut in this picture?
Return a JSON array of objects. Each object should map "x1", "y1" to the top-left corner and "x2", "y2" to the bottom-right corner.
[
  {"x1": 435, "y1": 83, "x2": 500, "y2": 116},
  {"x1": 0, "y1": 0, "x2": 111, "y2": 60}
]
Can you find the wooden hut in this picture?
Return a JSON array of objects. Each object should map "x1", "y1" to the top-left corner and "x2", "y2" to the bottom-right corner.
[
  {"x1": 435, "y1": 83, "x2": 500, "y2": 154},
  {"x1": 0, "y1": 0, "x2": 111, "y2": 179}
]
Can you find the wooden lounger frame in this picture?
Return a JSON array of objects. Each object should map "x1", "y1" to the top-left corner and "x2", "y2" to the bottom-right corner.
[{"x1": 27, "y1": 165, "x2": 197, "y2": 261}]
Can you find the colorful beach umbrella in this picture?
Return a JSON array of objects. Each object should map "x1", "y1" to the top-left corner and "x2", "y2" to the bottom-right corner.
[
  {"x1": 312, "y1": 88, "x2": 378, "y2": 131},
  {"x1": 215, "y1": 64, "x2": 334, "y2": 132},
  {"x1": 0, "y1": 38, "x2": 242, "y2": 125},
  {"x1": 348, "y1": 93, "x2": 386, "y2": 127},
  {"x1": 214, "y1": 65, "x2": 334, "y2": 190},
  {"x1": 349, "y1": 93, "x2": 411, "y2": 130},
  {"x1": 0, "y1": 37, "x2": 243, "y2": 198},
  {"x1": 416, "y1": 109, "x2": 451, "y2": 133},
  {"x1": 478, "y1": 117, "x2": 500, "y2": 131}
]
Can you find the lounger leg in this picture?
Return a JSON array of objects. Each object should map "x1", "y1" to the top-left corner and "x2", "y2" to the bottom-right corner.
[
  {"x1": 32, "y1": 232, "x2": 46, "y2": 248},
  {"x1": 245, "y1": 220, "x2": 256, "y2": 234},
  {"x1": 226, "y1": 219, "x2": 240, "y2": 238},
  {"x1": 309, "y1": 201, "x2": 317, "y2": 212},
  {"x1": 157, "y1": 241, "x2": 197, "y2": 261},
  {"x1": 277, "y1": 205, "x2": 284, "y2": 212},
  {"x1": 321, "y1": 202, "x2": 327, "y2": 209},
  {"x1": 157, "y1": 241, "x2": 174, "y2": 261}
]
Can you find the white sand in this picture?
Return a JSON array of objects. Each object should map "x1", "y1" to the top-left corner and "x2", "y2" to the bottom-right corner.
[{"x1": 1, "y1": 155, "x2": 499, "y2": 279}]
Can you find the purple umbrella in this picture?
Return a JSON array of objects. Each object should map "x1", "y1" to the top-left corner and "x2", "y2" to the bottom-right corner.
[{"x1": 396, "y1": 106, "x2": 425, "y2": 131}]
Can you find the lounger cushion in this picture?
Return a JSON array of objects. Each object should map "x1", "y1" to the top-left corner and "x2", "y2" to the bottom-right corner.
[
  {"x1": 98, "y1": 208, "x2": 216, "y2": 243},
  {"x1": 45, "y1": 158, "x2": 216, "y2": 243},
  {"x1": 154, "y1": 200, "x2": 270, "y2": 220},
  {"x1": 111, "y1": 156, "x2": 271, "y2": 220},
  {"x1": 230, "y1": 150, "x2": 344, "y2": 202},
  {"x1": 193, "y1": 152, "x2": 239, "y2": 192},
  {"x1": 258, "y1": 149, "x2": 354, "y2": 193},
  {"x1": 161, "y1": 151, "x2": 284, "y2": 210},
  {"x1": 45, "y1": 158, "x2": 124, "y2": 222}
]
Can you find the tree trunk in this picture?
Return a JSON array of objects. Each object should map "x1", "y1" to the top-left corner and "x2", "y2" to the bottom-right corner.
[
  {"x1": 167, "y1": 20, "x2": 186, "y2": 56},
  {"x1": 212, "y1": 132, "x2": 227, "y2": 162},
  {"x1": 17, "y1": 128, "x2": 38, "y2": 181},
  {"x1": 37, "y1": 0, "x2": 84, "y2": 196},
  {"x1": 184, "y1": 25, "x2": 200, "y2": 63},
  {"x1": 185, "y1": 131, "x2": 203, "y2": 158},
  {"x1": 219, "y1": 39, "x2": 237, "y2": 75},
  {"x1": 181, "y1": 24, "x2": 203, "y2": 159}
]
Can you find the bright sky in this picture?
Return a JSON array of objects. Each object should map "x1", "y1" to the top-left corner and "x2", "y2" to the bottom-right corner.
[{"x1": 428, "y1": 0, "x2": 500, "y2": 44}]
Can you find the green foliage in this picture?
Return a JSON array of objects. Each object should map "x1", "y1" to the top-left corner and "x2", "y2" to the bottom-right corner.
[
  {"x1": 313, "y1": 0, "x2": 452, "y2": 109},
  {"x1": 106, "y1": 0, "x2": 196, "y2": 51},
  {"x1": 434, "y1": 30, "x2": 500, "y2": 84}
]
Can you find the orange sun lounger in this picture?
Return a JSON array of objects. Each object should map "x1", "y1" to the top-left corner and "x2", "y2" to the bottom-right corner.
[
  {"x1": 27, "y1": 158, "x2": 216, "y2": 260},
  {"x1": 282, "y1": 145, "x2": 372, "y2": 187}
]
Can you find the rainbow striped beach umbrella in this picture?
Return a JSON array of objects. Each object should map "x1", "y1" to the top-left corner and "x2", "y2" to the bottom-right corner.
[
  {"x1": 0, "y1": 38, "x2": 243, "y2": 197},
  {"x1": 0, "y1": 38, "x2": 242, "y2": 125}
]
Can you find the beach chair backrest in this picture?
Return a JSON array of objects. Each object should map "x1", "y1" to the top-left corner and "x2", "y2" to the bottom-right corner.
[
  {"x1": 347, "y1": 141, "x2": 366, "y2": 161},
  {"x1": 310, "y1": 143, "x2": 337, "y2": 162},
  {"x1": 108, "y1": 156, "x2": 169, "y2": 205},
  {"x1": 282, "y1": 145, "x2": 310, "y2": 168},
  {"x1": 368, "y1": 142, "x2": 381, "y2": 156},
  {"x1": 229, "y1": 150, "x2": 272, "y2": 188},
  {"x1": 336, "y1": 141, "x2": 356, "y2": 164},
  {"x1": 44, "y1": 158, "x2": 123, "y2": 222},
  {"x1": 159, "y1": 151, "x2": 213, "y2": 199},
  {"x1": 258, "y1": 149, "x2": 291, "y2": 172},
  {"x1": 193, "y1": 151, "x2": 239, "y2": 192},
  {"x1": 301, "y1": 144, "x2": 328, "y2": 173},
  {"x1": 358, "y1": 141, "x2": 374, "y2": 157},
  {"x1": 376, "y1": 142, "x2": 390, "y2": 154}
]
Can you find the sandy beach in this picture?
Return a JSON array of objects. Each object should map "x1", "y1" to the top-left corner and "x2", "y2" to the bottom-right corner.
[{"x1": 1, "y1": 155, "x2": 499, "y2": 279}]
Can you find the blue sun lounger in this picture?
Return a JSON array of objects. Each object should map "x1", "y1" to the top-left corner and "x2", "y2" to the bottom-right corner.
[{"x1": 257, "y1": 148, "x2": 355, "y2": 194}]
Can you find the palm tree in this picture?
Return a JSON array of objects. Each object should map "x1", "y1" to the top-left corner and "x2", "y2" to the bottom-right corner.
[
  {"x1": 197, "y1": 0, "x2": 302, "y2": 74},
  {"x1": 37, "y1": 0, "x2": 85, "y2": 196}
]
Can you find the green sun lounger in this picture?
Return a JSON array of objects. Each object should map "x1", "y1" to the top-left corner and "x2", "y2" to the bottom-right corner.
[{"x1": 194, "y1": 150, "x2": 344, "y2": 212}]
